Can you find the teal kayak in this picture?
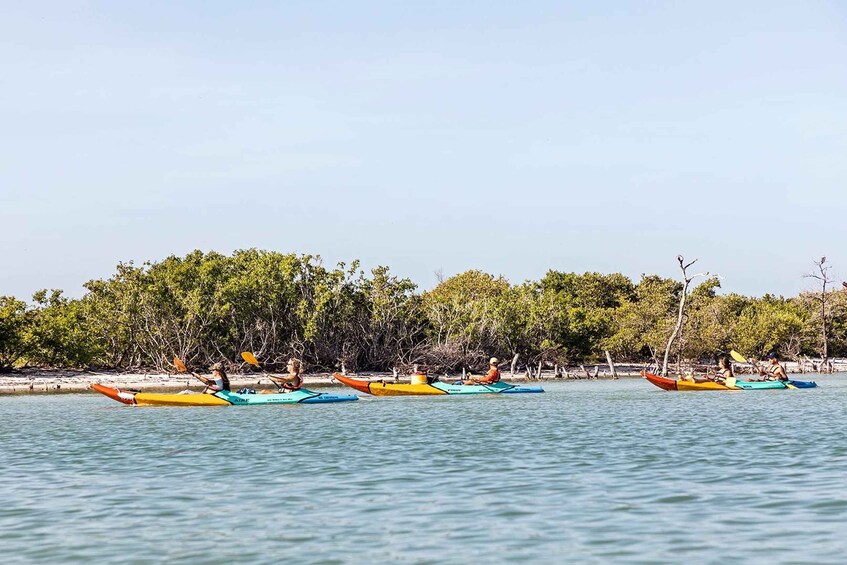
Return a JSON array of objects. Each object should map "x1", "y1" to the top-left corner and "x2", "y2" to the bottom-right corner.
[
  {"x1": 216, "y1": 389, "x2": 359, "y2": 404},
  {"x1": 734, "y1": 380, "x2": 817, "y2": 390},
  {"x1": 431, "y1": 381, "x2": 545, "y2": 394}
]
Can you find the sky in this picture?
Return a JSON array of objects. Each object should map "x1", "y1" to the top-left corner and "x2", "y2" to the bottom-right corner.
[{"x1": 2, "y1": 0, "x2": 846, "y2": 300}]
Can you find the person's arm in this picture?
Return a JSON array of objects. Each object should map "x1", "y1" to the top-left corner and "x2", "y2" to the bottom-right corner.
[{"x1": 192, "y1": 372, "x2": 214, "y2": 391}]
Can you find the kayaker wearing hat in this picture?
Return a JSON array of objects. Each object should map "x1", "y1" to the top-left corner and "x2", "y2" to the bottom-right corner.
[
  {"x1": 758, "y1": 352, "x2": 788, "y2": 381},
  {"x1": 463, "y1": 357, "x2": 501, "y2": 385},
  {"x1": 192, "y1": 362, "x2": 231, "y2": 393}
]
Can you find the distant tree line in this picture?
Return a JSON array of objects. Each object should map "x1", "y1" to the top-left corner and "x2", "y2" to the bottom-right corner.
[{"x1": 1, "y1": 249, "x2": 844, "y2": 373}]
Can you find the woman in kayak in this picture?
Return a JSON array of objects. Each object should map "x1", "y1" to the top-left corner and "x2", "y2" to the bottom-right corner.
[
  {"x1": 463, "y1": 357, "x2": 501, "y2": 385},
  {"x1": 713, "y1": 355, "x2": 733, "y2": 384},
  {"x1": 193, "y1": 362, "x2": 231, "y2": 393},
  {"x1": 271, "y1": 358, "x2": 304, "y2": 392},
  {"x1": 681, "y1": 355, "x2": 733, "y2": 384},
  {"x1": 759, "y1": 352, "x2": 788, "y2": 381}
]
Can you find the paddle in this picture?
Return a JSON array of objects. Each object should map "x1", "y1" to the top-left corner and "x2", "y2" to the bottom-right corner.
[
  {"x1": 729, "y1": 350, "x2": 796, "y2": 389},
  {"x1": 240, "y1": 352, "x2": 289, "y2": 391},
  {"x1": 174, "y1": 356, "x2": 216, "y2": 392}
]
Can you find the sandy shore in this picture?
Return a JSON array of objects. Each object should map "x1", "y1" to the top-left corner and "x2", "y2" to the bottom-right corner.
[
  {"x1": 0, "y1": 369, "x2": 637, "y2": 395},
  {"x1": 0, "y1": 370, "x2": 348, "y2": 395}
]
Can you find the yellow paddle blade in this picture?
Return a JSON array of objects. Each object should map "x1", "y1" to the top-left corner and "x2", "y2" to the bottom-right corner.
[
  {"x1": 724, "y1": 376, "x2": 737, "y2": 389},
  {"x1": 240, "y1": 351, "x2": 260, "y2": 367},
  {"x1": 729, "y1": 350, "x2": 748, "y2": 364},
  {"x1": 785, "y1": 382, "x2": 797, "y2": 389},
  {"x1": 173, "y1": 357, "x2": 188, "y2": 373}
]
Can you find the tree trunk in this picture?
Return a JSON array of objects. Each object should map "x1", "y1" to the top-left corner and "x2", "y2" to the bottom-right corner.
[
  {"x1": 605, "y1": 350, "x2": 618, "y2": 379},
  {"x1": 662, "y1": 256, "x2": 707, "y2": 379}
]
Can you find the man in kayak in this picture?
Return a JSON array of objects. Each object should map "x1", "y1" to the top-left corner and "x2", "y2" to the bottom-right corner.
[
  {"x1": 463, "y1": 358, "x2": 501, "y2": 385},
  {"x1": 193, "y1": 362, "x2": 231, "y2": 393},
  {"x1": 759, "y1": 352, "x2": 788, "y2": 381}
]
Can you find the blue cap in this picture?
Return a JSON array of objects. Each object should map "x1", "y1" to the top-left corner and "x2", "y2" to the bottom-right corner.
[{"x1": 765, "y1": 352, "x2": 779, "y2": 360}]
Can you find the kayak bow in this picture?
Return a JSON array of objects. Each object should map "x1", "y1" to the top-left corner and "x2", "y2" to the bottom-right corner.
[
  {"x1": 332, "y1": 373, "x2": 544, "y2": 396},
  {"x1": 90, "y1": 383, "x2": 358, "y2": 405}
]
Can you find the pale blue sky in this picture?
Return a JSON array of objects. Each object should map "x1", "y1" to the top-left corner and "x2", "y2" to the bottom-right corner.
[{"x1": 2, "y1": 1, "x2": 846, "y2": 300}]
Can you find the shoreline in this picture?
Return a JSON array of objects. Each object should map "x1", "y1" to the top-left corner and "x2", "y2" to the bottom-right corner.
[
  {"x1": 2, "y1": 362, "x2": 840, "y2": 395},
  {"x1": 0, "y1": 369, "x2": 639, "y2": 395}
]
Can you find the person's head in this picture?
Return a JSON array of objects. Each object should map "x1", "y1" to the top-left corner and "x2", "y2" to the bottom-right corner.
[
  {"x1": 489, "y1": 357, "x2": 499, "y2": 367},
  {"x1": 210, "y1": 362, "x2": 226, "y2": 377},
  {"x1": 766, "y1": 352, "x2": 780, "y2": 365},
  {"x1": 718, "y1": 355, "x2": 731, "y2": 371},
  {"x1": 287, "y1": 358, "x2": 303, "y2": 375}
]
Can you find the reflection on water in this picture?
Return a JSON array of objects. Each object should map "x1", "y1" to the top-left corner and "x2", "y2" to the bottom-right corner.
[{"x1": 1, "y1": 376, "x2": 846, "y2": 563}]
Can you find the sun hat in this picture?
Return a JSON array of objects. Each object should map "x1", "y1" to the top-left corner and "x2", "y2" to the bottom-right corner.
[{"x1": 489, "y1": 357, "x2": 499, "y2": 364}]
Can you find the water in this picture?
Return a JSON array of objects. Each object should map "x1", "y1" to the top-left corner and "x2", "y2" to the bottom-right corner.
[{"x1": 2, "y1": 375, "x2": 847, "y2": 564}]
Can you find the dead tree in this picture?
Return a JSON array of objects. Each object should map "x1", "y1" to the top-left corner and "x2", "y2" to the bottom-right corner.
[
  {"x1": 605, "y1": 350, "x2": 619, "y2": 379},
  {"x1": 805, "y1": 257, "x2": 833, "y2": 372},
  {"x1": 661, "y1": 255, "x2": 708, "y2": 379}
]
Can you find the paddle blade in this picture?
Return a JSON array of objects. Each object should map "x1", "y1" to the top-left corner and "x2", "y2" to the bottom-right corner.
[
  {"x1": 173, "y1": 357, "x2": 188, "y2": 373},
  {"x1": 729, "y1": 350, "x2": 748, "y2": 364},
  {"x1": 241, "y1": 351, "x2": 260, "y2": 367},
  {"x1": 785, "y1": 382, "x2": 797, "y2": 389},
  {"x1": 724, "y1": 376, "x2": 737, "y2": 389}
]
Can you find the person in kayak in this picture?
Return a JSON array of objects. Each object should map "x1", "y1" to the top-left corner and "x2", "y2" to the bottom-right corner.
[
  {"x1": 759, "y1": 352, "x2": 788, "y2": 381},
  {"x1": 193, "y1": 362, "x2": 231, "y2": 393},
  {"x1": 713, "y1": 355, "x2": 734, "y2": 384},
  {"x1": 463, "y1": 358, "x2": 501, "y2": 385},
  {"x1": 271, "y1": 358, "x2": 304, "y2": 392},
  {"x1": 677, "y1": 355, "x2": 733, "y2": 384}
]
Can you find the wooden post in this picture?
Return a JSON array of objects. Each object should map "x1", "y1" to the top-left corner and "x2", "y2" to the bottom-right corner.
[{"x1": 605, "y1": 350, "x2": 619, "y2": 379}]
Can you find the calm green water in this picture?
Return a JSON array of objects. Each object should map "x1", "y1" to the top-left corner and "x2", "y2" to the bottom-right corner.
[{"x1": 2, "y1": 376, "x2": 846, "y2": 564}]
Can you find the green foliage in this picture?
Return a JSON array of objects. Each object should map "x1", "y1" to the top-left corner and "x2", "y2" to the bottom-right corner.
[
  {"x1": 605, "y1": 275, "x2": 681, "y2": 361},
  {"x1": 0, "y1": 296, "x2": 30, "y2": 371},
  {"x1": 4, "y1": 250, "x2": 846, "y2": 371},
  {"x1": 27, "y1": 289, "x2": 100, "y2": 367}
]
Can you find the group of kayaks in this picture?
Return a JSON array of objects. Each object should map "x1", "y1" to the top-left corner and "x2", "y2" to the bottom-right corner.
[
  {"x1": 90, "y1": 374, "x2": 546, "y2": 407},
  {"x1": 90, "y1": 370, "x2": 819, "y2": 407}
]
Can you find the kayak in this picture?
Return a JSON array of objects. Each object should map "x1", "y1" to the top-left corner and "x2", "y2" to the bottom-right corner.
[
  {"x1": 332, "y1": 373, "x2": 544, "y2": 396},
  {"x1": 641, "y1": 371, "x2": 817, "y2": 391},
  {"x1": 90, "y1": 383, "x2": 358, "y2": 406}
]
